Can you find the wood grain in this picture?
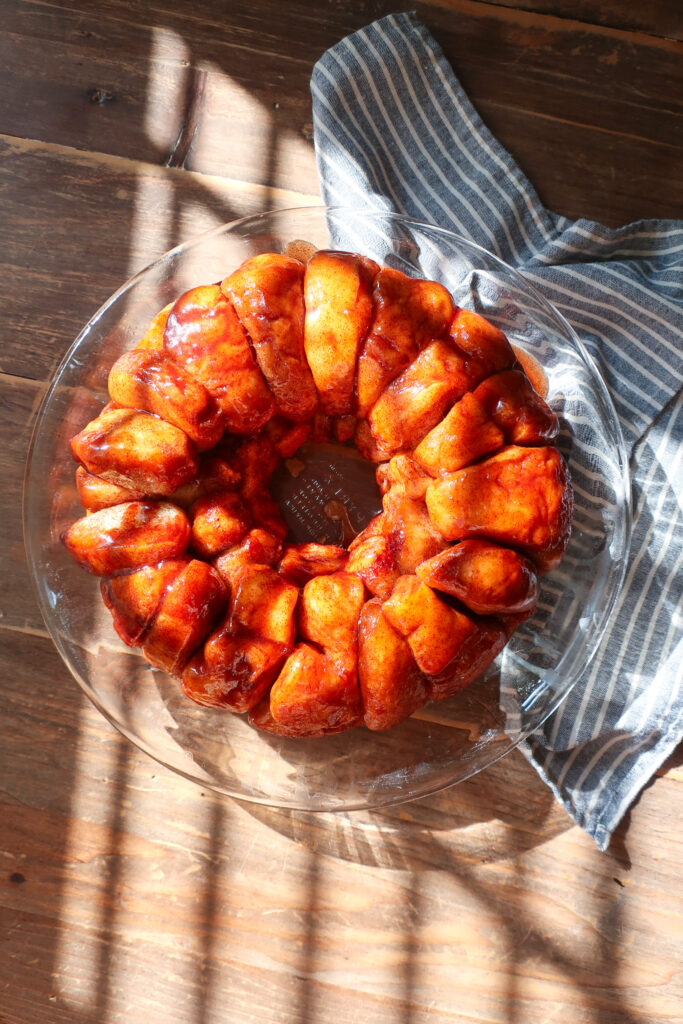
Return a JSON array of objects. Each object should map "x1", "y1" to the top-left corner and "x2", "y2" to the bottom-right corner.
[
  {"x1": 2, "y1": 629, "x2": 682, "y2": 1024},
  {"x1": 443, "y1": 0, "x2": 683, "y2": 38},
  {"x1": 0, "y1": 135, "x2": 318, "y2": 381},
  {"x1": 1, "y1": 2, "x2": 681, "y2": 1022},
  {"x1": 2, "y1": 0, "x2": 681, "y2": 225},
  {"x1": 0, "y1": 374, "x2": 49, "y2": 634}
]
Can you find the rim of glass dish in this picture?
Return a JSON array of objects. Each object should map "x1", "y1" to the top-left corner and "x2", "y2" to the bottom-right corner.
[{"x1": 23, "y1": 205, "x2": 632, "y2": 811}]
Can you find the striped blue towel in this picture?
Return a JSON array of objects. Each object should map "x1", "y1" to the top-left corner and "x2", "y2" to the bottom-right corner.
[{"x1": 311, "y1": 12, "x2": 683, "y2": 849}]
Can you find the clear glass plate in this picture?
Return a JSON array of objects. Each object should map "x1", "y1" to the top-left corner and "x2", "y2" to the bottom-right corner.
[{"x1": 23, "y1": 207, "x2": 631, "y2": 811}]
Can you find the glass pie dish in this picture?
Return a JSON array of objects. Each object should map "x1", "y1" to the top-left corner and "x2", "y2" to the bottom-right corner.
[{"x1": 23, "y1": 206, "x2": 630, "y2": 811}]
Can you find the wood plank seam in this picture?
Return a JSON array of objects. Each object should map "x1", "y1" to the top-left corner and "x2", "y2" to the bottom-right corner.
[
  {"x1": 19, "y1": 0, "x2": 683, "y2": 55},
  {"x1": 476, "y1": 98, "x2": 683, "y2": 148},
  {"x1": 434, "y1": 0, "x2": 683, "y2": 43},
  {"x1": 17, "y1": 0, "x2": 325, "y2": 67},
  {"x1": 0, "y1": 132, "x2": 320, "y2": 204}
]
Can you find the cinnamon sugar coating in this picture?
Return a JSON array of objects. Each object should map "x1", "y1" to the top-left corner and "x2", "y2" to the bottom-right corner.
[{"x1": 65, "y1": 251, "x2": 573, "y2": 736}]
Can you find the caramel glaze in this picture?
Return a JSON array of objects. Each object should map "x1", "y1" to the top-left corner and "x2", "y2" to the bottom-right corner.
[{"x1": 64, "y1": 252, "x2": 573, "y2": 737}]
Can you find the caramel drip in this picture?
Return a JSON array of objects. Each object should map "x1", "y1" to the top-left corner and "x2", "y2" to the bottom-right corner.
[{"x1": 324, "y1": 500, "x2": 357, "y2": 547}]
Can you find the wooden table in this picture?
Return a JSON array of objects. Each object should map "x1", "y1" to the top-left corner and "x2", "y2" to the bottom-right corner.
[{"x1": 2, "y1": 2, "x2": 682, "y2": 1021}]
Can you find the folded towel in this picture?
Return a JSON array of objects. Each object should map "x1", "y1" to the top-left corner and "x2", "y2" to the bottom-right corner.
[{"x1": 311, "y1": 11, "x2": 683, "y2": 849}]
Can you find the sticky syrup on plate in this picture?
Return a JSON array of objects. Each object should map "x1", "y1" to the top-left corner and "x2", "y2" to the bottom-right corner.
[
  {"x1": 511, "y1": 345, "x2": 548, "y2": 398},
  {"x1": 324, "y1": 500, "x2": 357, "y2": 546}
]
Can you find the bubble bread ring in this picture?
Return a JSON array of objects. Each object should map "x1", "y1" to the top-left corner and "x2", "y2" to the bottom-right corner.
[{"x1": 64, "y1": 248, "x2": 573, "y2": 738}]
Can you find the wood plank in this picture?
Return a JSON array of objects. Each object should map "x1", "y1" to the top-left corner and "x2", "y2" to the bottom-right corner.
[
  {"x1": 0, "y1": 0, "x2": 318, "y2": 188},
  {"x1": 468, "y1": 100, "x2": 683, "y2": 224},
  {"x1": 2, "y1": 4, "x2": 682, "y2": 1023},
  {"x1": 455, "y1": 0, "x2": 683, "y2": 39},
  {"x1": 1, "y1": 0, "x2": 681, "y2": 226},
  {"x1": 0, "y1": 135, "x2": 318, "y2": 381},
  {"x1": 0, "y1": 374, "x2": 49, "y2": 635},
  {"x1": 2, "y1": 627, "x2": 682, "y2": 1024},
  {"x1": 657, "y1": 744, "x2": 683, "y2": 781}
]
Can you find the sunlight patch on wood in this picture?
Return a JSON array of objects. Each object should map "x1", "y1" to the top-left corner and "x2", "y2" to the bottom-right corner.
[{"x1": 144, "y1": 27, "x2": 190, "y2": 155}]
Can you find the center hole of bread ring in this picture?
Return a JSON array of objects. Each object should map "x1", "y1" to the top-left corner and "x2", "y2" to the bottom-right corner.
[{"x1": 270, "y1": 442, "x2": 383, "y2": 547}]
